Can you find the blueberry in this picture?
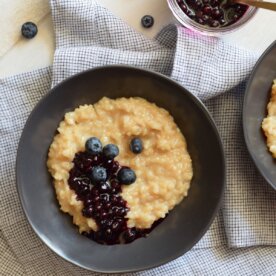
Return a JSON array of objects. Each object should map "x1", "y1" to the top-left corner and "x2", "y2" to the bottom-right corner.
[
  {"x1": 196, "y1": 18, "x2": 204, "y2": 24},
  {"x1": 180, "y1": 3, "x2": 188, "y2": 12},
  {"x1": 117, "y1": 198, "x2": 126, "y2": 207},
  {"x1": 219, "y1": 18, "x2": 226, "y2": 25},
  {"x1": 203, "y1": 5, "x2": 212, "y2": 15},
  {"x1": 117, "y1": 168, "x2": 136, "y2": 185},
  {"x1": 141, "y1": 15, "x2": 154, "y2": 28},
  {"x1": 85, "y1": 137, "x2": 102, "y2": 154},
  {"x1": 98, "y1": 182, "x2": 111, "y2": 193},
  {"x1": 82, "y1": 206, "x2": 94, "y2": 217},
  {"x1": 194, "y1": 0, "x2": 203, "y2": 8},
  {"x1": 21, "y1": 22, "x2": 38, "y2": 39},
  {"x1": 99, "y1": 193, "x2": 110, "y2": 203},
  {"x1": 110, "y1": 181, "x2": 121, "y2": 193},
  {"x1": 91, "y1": 187, "x2": 99, "y2": 197},
  {"x1": 212, "y1": 8, "x2": 223, "y2": 18},
  {"x1": 105, "y1": 202, "x2": 112, "y2": 209},
  {"x1": 111, "y1": 195, "x2": 119, "y2": 204},
  {"x1": 115, "y1": 207, "x2": 127, "y2": 217},
  {"x1": 210, "y1": 20, "x2": 220, "y2": 27},
  {"x1": 112, "y1": 206, "x2": 123, "y2": 217},
  {"x1": 104, "y1": 228, "x2": 113, "y2": 238},
  {"x1": 104, "y1": 159, "x2": 120, "y2": 174},
  {"x1": 211, "y1": 0, "x2": 220, "y2": 6},
  {"x1": 100, "y1": 219, "x2": 108, "y2": 228},
  {"x1": 95, "y1": 202, "x2": 103, "y2": 211},
  {"x1": 84, "y1": 198, "x2": 93, "y2": 207},
  {"x1": 124, "y1": 228, "x2": 137, "y2": 243},
  {"x1": 130, "y1": 138, "x2": 143, "y2": 154},
  {"x1": 111, "y1": 221, "x2": 121, "y2": 232},
  {"x1": 100, "y1": 211, "x2": 108, "y2": 219},
  {"x1": 77, "y1": 184, "x2": 89, "y2": 196},
  {"x1": 92, "y1": 195, "x2": 100, "y2": 203},
  {"x1": 202, "y1": 15, "x2": 210, "y2": 22},
  {"x1": 103, "y1": 144, "x2": 119, "y2": 159},
  {"x1": 90, "y1": 166, "x2": 107, "y2": 184}
]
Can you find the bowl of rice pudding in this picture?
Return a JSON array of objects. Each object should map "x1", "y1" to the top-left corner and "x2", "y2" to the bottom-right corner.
[{"x1": 17, "y1": 66, "x2": 225, "y2": 272}]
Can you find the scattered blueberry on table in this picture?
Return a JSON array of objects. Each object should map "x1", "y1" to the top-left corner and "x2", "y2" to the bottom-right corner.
[
  {"x1": 21, "y1": 22, "x2": 38, "y2": 39},
  {"x1": 141, "y1": 15, "x2": 154, "y2": 28}
]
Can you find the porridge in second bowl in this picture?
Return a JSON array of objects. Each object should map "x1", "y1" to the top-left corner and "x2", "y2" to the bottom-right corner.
[
  {"x1": 47, "y1": 97, "x2": 193, "y2": 244},
  {"x1": 262, "y1": 80, "x2": 276, "y2": 158}
]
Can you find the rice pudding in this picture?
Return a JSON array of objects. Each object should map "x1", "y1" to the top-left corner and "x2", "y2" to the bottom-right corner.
[
  {"x1": 47, "y1": 97, "x2": 193, "y2": 244},
  {"x1": 262, "y1": 80, "x2": 276, "y2": 158}
]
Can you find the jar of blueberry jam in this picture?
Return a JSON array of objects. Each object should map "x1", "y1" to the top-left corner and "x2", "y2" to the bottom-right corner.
[{"x1": 168, "y1": 0, "x2": 257, "y2": 35}]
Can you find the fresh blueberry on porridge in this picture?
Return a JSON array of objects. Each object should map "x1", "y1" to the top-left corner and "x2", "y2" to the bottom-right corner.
[
  {"x1": 130, "y1": 137, "x2": 143, "y2": 154},
  {"x1": 47, "y1": 97, "x2": 193, "y2": 244},
  {"x1": 85, "y1": 137, "x2": 102, "y2": 154},
  {"x1": 117, "y1": 168, "x2": 136, "y2": 185},
  {"x1": 103, "y1": 144, "x2": 120, "y2": 159},
  {"x1": 91, "y1": 166, "x2": 107, "y2": 184}
]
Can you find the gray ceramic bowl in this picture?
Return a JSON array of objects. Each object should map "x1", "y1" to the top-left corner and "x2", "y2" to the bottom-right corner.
[
  {"x1": 16, "y1": 66, "x2": 225, "y2": 273},
  {"x1": 243, "y1": 41, "x2": 276, "y2": 190}
]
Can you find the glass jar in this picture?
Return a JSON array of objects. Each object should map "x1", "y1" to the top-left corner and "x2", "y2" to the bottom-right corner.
[{"x1": 167, "y1": 0, "x2": 258, "y2": 36}]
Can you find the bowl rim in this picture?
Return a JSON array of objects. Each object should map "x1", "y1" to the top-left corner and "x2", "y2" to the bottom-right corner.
[
  {"x1": 16, "y1": 65, "x2": 226, "y2": 273},
  {"x1": 243, "y1": 40, "x2": 276, "y2": 191},
  {"x1": 167, "y1": 0, "x2": 258, "y2": 36}
]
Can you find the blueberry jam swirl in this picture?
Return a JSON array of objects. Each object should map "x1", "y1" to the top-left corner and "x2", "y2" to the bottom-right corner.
[
  {"x1": 177, "y1": 0, "x2": 248, "y2": 27},
  {"x1": 68, "y1": 142, "x2": 162, "y2": 245}
]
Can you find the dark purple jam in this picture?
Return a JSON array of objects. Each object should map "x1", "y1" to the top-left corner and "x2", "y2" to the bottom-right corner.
[
  {"x1": 176, "y1": 0, "x2": 248, "y2": 27},
  {"x1": 68, "y1": 150, "x2": 162, "y2": 245}
]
